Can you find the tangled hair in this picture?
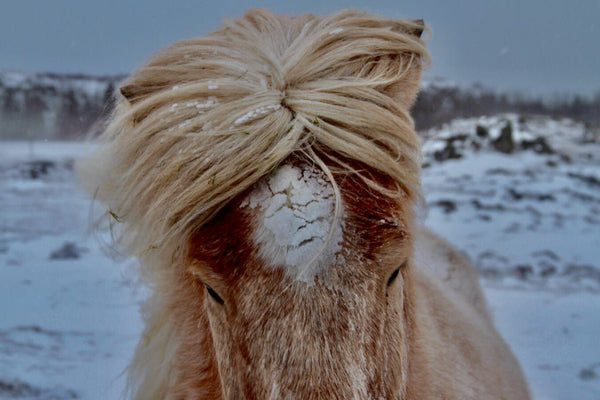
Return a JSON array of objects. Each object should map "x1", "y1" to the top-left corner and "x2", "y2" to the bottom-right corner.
[{"x1": 78, "y1": 8, "x2": 429, "y2": 263}]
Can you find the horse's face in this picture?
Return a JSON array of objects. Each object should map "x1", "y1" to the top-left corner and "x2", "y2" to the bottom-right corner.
[{"x1": 189, "y1": 160, "x2": 414, "y2": 399}]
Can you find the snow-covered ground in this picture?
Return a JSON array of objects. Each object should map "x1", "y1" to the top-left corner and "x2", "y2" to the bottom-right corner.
[
  {"x1": 422, "y1": 115, "x2": 600, "y2": 291},
  {"x1": 1, "y1": 115, "x2": 599, "y2": 399},
  {"x1": 421, "y1": 115, "x2": 600, "y2": 399},
  {"x1": 0, "y1": 141, "x2": 144, "y2": 399}
]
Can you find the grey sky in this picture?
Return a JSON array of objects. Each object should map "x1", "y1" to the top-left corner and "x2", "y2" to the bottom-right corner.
[{"x1": 1, "y1": 0, "x2": 598, "y2": 96}]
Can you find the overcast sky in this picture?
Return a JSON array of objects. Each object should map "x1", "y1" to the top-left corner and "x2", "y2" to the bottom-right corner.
[{"x1": 1, "y1": 0, "x2": 598, "y2": 96}]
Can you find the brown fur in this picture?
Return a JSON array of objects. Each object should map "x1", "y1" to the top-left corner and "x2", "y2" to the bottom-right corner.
[
  {"x1": 77, "y1": 8, "x2": 530, "y2": 399},
  {"x1": 184, "y1": 162, "x2": 414, "y2": 399},
  {"x1": 164, "y1": 158, "x2": 530, "y2": 399}
]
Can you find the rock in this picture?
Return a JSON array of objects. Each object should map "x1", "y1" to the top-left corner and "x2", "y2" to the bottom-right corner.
[
  {"x1": 563, "y1": 264, "x2": 600, "y2": 281},
  {"x1": 49, "y1": 242, "x2": 86, "y2": 260},
  {"x1": 582, "y1": 129, "x2": 600, "y2": 144},
  {"x1": 22, "y1": 160, "x2": 55, "y2": 179},
  {"x1": 475, "y1": 124, "x2": 488, "y2": 138},
  {"x1": 521, "y1": 137, "x2": 554, "y2": 154},
  {"x1": 568, "y1": 172, "x2": 600, "y2": 188},
  {"x1": 470, "y1": 140, "x2": 482, "y2": 151},
  {"x1": 434, "y1": 199, "x2": 457, "y2": 214},
  {"x1": 514, "y1": 264, "x2": 534, "y2": 280},
  {"x1": 0, "y1": 379, "x2": 78, "y2": 399},
  {"x1": 532, "y1": 249, "x2": 560, "y2": 261},
  {"x1": 560, "y1": 154, "x2": 572, "y2": 163},
  {"x1": 507, "y1": 188, "x2": 555, "y2": 202},
  {"x1": 471, "y1": 199, "x2": 506, "y2": 211},
  {"x1": 492, "y1": 121, "x2": 515, "y2": 153},
  {"x1": 508, "y1": 188, "x2": 524, "y2": 200},
  {"x1": 433, "y1": 140, "x2": 462, "y2": 161},
  {"x1": 486, "y1": 168, "x2": 514, "y2": 176},
  {"x1": 579, "y1": 367, "x2": 597, "y2": 381},
  {"x1": 539, "y1": 264, "x2": 557, "y2": 277},
  {"x1": 0, "y1": 380, "x2": 40, "y2": 398}
]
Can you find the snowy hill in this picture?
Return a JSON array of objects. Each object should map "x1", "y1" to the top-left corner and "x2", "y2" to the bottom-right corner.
[
  {"x1": 2, "y1": 70, "x2": 598, "y2": 140},
  {"x1": 421, "y1": 114, "x2": 600, "y2": 291},
  {"x1": 0, "y1": 114, "x2": 599, "y2": 399},
  {"x1": 0, "y1": 71, "x2": 114, "y2": 96},
  {"x1": 414, "y1": 78, "x2": 600, "y2": 130},
  {"x1": 0, "y1": 141, "x2": 143, "y2": 399},
  {"x1": 418, "y1": 115, "x2": 600, "y2": 399},
  {"x1": 0, "y1": 71, "x2": 123, "y2": 140}
]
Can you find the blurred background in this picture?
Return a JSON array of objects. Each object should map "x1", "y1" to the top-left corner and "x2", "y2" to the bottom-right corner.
[
  {"x1": 0, "y1": 0, "x2": 598, "y2": 140},
  {"x1": 0, "y1": 1, "x2": 599, "y2": 399}
]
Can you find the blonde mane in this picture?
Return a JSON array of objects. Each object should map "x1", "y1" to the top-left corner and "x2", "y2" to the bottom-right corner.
[{"x1": 79, "y1": 8, "x2": 429, "y2": 262}]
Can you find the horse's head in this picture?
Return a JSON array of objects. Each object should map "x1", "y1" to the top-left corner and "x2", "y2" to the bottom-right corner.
[
  {"x1": 78, "y1": 9, "x2": 429, "y2": 399},
  {"x1": 188, "y1": 157, "x2": 414, "y2": 399}
]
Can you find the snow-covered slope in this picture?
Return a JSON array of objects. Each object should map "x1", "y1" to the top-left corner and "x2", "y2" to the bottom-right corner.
[
  {"x1": 422, "y1": 114, "x2": 600, "y2": 290},
  {"x1": 0, "y1": 142, "x2": 144, "y2": 399},
  {"x1": 0, "y1": 71, "x2": 122, "y2": 140},
  {"x1": 0, "y1": 114, "x2": 599, "y2": 399},
  {"x1": 0, "y1": 71, "x2": 114, "y2": 97},
  {"x1": 420, "y1": 114, "x2": 600, "y2": 399}
]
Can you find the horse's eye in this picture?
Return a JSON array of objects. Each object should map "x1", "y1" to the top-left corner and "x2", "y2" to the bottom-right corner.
[
  {"x1": 387, "y1": 262, "x2": 406, "y2": 287},
  {"x1": 204, "y1": 283, "x2": 225, "y2": 305},
  {"x1": 387, "y1": 268, "x2": 400, "y2": 287}
]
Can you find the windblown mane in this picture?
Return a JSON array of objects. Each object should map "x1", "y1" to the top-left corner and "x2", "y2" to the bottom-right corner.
[
  {"x1": 77, "y1": 8, "x2": 429, "y2": 398},
  {"x1": 79, "y1": 8, "x2": 429, "y2": 262}
]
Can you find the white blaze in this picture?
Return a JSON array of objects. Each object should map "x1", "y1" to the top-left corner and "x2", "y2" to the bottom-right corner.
[{"x1": 242, "y1": 164, "x2": 344, "y2": 282}]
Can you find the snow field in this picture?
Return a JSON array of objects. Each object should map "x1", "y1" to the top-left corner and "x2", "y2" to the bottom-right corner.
[{"x1": 1, "y1": 119, "x2": 599, "y2": 399}]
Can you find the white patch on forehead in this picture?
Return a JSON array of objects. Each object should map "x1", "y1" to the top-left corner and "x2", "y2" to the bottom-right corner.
[{"x1": 241, "y1": 164, "x2": 344, "y2": 283}]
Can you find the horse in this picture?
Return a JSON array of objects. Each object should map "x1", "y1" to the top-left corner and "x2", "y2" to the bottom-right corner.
[{"x1": 78, "y1": 9, "x2": 530, "y2": 399}]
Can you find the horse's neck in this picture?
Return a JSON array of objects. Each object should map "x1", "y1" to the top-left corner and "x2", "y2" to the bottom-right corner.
[
  {"x1": 404, "y1": 233, "x2": 529, "y2": 399},
  {"x1": 129, "y1": 291, "x2": 223, "y2": 400},
  {"x1": 411, "y1": 225, "x2": 491, "y2": 321}
]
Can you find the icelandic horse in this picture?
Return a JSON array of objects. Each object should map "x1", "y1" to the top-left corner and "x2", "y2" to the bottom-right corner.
[{"x1": 78, "y1": 9, "x2": 530, "y2": 400}]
